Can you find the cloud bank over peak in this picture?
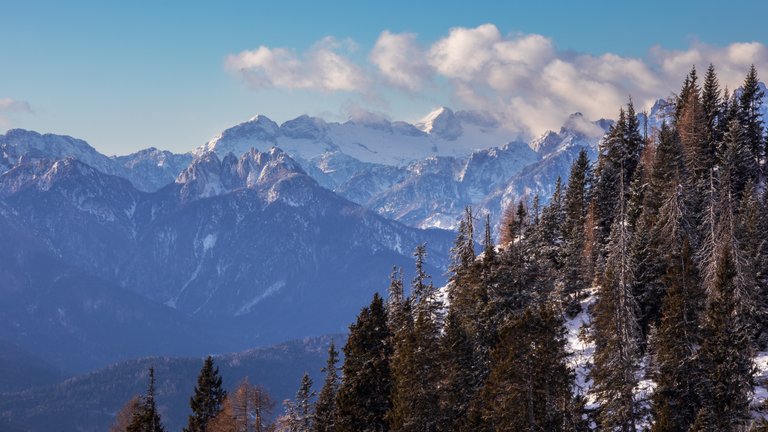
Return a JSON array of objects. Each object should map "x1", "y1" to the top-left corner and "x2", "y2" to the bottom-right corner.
[{"x1": 226, "y1": 24, "x2": 768, "y2": 139}]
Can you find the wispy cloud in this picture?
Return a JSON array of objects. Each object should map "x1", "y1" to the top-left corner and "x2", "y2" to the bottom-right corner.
[
  {"x1": 226, "y1": 24, "x2": 768, "y2": 138},
  {"x1": 0, "y1": 98, "x2": 33, "y2": 128},
  {"x1": 225, "y1": 37, "x2": 369, "y2": 93}
]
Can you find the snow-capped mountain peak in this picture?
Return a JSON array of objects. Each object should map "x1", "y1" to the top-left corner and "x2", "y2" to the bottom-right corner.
[{"x1": 416, "y1": 106, "x2": 463, "y2": 140}]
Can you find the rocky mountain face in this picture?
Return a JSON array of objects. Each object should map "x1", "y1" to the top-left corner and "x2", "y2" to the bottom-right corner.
[
  {"x1": 195, "y1": 108, "x2": 614, "y2": 229},
  {"x1": 0, "y1": 129, "x2": 192, "y2": 192},
  {"x1": 0, "y1": 146, "x2": 452, "y2": 375}
]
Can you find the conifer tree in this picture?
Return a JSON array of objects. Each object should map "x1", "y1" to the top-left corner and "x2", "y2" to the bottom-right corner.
[
  {"x1": 692, "y1": 244, "x2": 755, "y2": 431},
  {"x1": 590, "y1": 172, "x2": 641, "y2": 431},
  {"x1": 702, "y1": 64, "x2": 722, "y2": 162},
  {"x1": 479, "y1": 303, "x2": 576, "y2": 431},
  {"x1": 184, "y1": 356, "x2": 227, "y2": 432},
  {"x1": 437, "y1": 309, "x2": 476, "y2": 431},
  {"x1": 650, "y1": 190, "x2": 704, "y2": 431},
  {"x1": 738, "y1": 65, "x2": 765, "y2": 176},
  {"x1": 127, "y1": 367, "x2": 166, "y2": 432},
  {"x1": 335, "y1": 293, "x2": 391, "y2": 432},
  {"x1": 278, "y1": 373, "x2": 315, "y2": 432},
  {"x1": 389, "y1": 247, "x2": 441, "y2": 432},
  {"x1": 313, "y1": 342, "x2": 339, "y2": 432},
  {"x1": 561, "y1": 148, "x2": 593, "y2": 313}
]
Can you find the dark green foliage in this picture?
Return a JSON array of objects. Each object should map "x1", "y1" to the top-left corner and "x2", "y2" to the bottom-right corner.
[
  {"x1": 313, "y1": 342, "x2": 339, "y2": 432},
  {"x1": 692, "y1": 244, "x2": 755, "y2": 431},
  {"x1": 184, "y1": 356, "x2": 226, "y2": 432},
  {"x1": 389, "y1": 246, "x2": 441, "y2": 432},
  {"x1": 650, "y1": 236, "x2": 703, "y2": 432},
  {"x1": 702, "y1": 64, "x2": 722, "y2": 161},
  {"x1": 127, "y1": 367, "x2": 166, "y2": 432},
  {"x1": 479, "y1": 303, "x2": 576, "y2": 431},
  {"x1": 561, "y1": 149, "x2": 593, "y2": 313},
  {"x1": 335, "y1": 293, "x2": 391, "y2": 432},
  {"x1": 437, "y1": 310, "x2": 476, "y2": 431},
  {"x1": 591, "y1": 179, "x2": 641, "y2": 431},
  {"x1": 738, "y1": 65, "x2": 765, "y2": 174}
]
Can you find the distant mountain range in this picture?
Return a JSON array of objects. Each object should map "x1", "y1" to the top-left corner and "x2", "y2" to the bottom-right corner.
[
  {"x1": 0, "y1": 96, "x2": 704, "y2": 392},
  {"x1": 0, "y1": 140, "x2": 452, "y2": 375},
  {"x1": 0, "y1": 335, "x2": 343, "y2": 432}
]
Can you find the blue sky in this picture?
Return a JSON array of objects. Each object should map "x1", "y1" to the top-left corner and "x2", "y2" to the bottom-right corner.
[{"x1": 1, "y1": 0, "x2": 767, "y2": 154}]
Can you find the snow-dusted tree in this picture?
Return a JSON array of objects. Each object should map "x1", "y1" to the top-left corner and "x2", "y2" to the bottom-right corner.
[
  {"x1": 127, "y1": 367, "x2": 166, "y2": 432},
  {"x1": 649, "y1": 186, "x2": 704, "y2": 431},
  {"x1": 313, "y1": 342, "x2": 339, "y2": 432},
  {"x1": 277, "y1": 373, "x2": 314, "y2": 432},
  {"x1": 691, "y1": 243, "x2": 755, "y2": 431},
  {"x1": 437, "y1": 309, "x2": 476, "y2": 431},
  {"x1": 738, "y1": 64, "x2": 765, "y2": 178},
  {"x1": 561, "y1": 149, "x2": 593, "y2": 313},
  {"x1": 389, "y1": 246, "x2": 441, "y2": 432},
  {"x1": 335, "y1": 293, "x2": 391, "y2": 432},
  {"x1": 590, "y1": 170, "x2": 642, "y2": 431},
  {"x1": 479, "y1": 303, "x2": 577, "y2": 431},
  {"x1": 701, "y1": 64, "x2": 722, "y2": 162}
]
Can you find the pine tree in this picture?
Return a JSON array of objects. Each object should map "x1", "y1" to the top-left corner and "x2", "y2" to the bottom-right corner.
[
  {"x1": 437, "y1": 309, "x2": 476, "y2": 431},
  {"x1": 561, "y1": 148, "x2": 593, "y2": 313},
  {"x1": 650, "y1": 193, "x2": 703, "y2": 431},
  {"x1": 278, "y1": 373, "x2": 315, "y2": 432},
  {"x1": 692, "y1": 243, "x2": 755, "y2": 431},
  {"x1": 127, "y1": 367, "x2": 166, "y2": 432},
  {"x1": 184, "y1": 356, "x2": 227, "y2": 432},
  {"x1": 738, "y1": 65, "x2": 765, "y2": 177},
  {"x1": 313, "y1": 342, "x2": 339, "y2": 432},
  {"x1": 389, "y1": 247, "x2": 441, "y2": 432},
  {"x1": 631, "y1": 122, "x2": 684, "y2": 342},
  {"x1": 479, "y1": 303, "x2": 576, "y2": 431},
  {"x1": 335, "y1": 293, "x2": 392, "y2": 432},
  {"x1": 702, "y1": 64, "x2": 722, "y2": 163},
  {"x1": 590, "y1": 172, "x2": 642, "y2": 431}
]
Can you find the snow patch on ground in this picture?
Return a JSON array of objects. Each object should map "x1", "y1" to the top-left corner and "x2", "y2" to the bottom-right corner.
[
  {"x1": 753, "y1": 351, "x2": 768, "y2": 418},
  {"x1": 565, "y1": 288, "x2": 596, "y2": 404},
  {"x1": 202, "y1": 233, "x2": 217, "y2": 252}
]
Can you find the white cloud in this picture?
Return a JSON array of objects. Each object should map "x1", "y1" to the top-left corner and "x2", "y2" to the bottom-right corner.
[
  {"x1": 0, "y1": 98, "x2": 33, "y2": 128},
  {"x1": 226, "y1": 25, "x2": 768, "y2": 139},
  {"x1": 225, "y1": 37, "x2": 369, "y2": 93},
  {"x1": 370, "y1": 31, "x2": 430, "y2": 91}
]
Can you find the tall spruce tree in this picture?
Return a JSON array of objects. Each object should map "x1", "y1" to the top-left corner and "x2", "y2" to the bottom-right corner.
[
  {"x1": 278, "y1": 373, "x2": 315, "y2": 432},
  {"x1": 389, "y1": 246, "x2": 441, "y2": 432},
  {"x1": 590, "y1": 171, "x2": 642, "y2": 431},
  {"x1": 335, "y1": 293, "x2": 392, "y2": 432},
  {"x1": 649, "y1": 185, "x2": 704, "y2": 431},
  {"x1": 127, "y1": 367, "x2": 166, "y2": 432},
  {"x1": 479, "y1": 303, "x2": 576, "y2": 431},
  {"x1": 702, "y1": 64, "x2": 723, "y2": 163},
  {"x1": 437, "y1": 309, "x2": 476, "y2": 431},
  {"x1": 561, "y1": 148, "x2": 593, "y2": 313},
  {"x1": 692, "y1": 243, "x2": 755, "y2": 431},
  {"x1": 738, "y1": 65, "x2": 765, "y2": 179},
  {"x1": 184, "y1": 356, "x2": 227, "y2": 432},
  {"x1": 313, "y1": 342, "x2": 339, "y2": 432}
]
